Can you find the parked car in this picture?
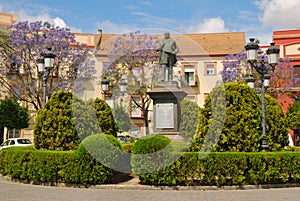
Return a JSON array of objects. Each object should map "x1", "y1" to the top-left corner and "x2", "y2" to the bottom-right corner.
[
  {"x1": 117, "y1": 133, "x2": 136, "y2": 143},
  {"x1": 0, "y1": 138, "x2": 33, "y2": 150}
]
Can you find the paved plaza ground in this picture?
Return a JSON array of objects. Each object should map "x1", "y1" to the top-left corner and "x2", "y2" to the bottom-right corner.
[{"x1": 1, "y1": 179, "x2": 300, "y2": 201}]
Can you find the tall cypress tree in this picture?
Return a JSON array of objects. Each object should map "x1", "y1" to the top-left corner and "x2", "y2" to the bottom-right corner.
[
  {"x1": 0, "y1": 97, "x2": 29, "y2": 130},
  {"x1": 193, "y1": 82, "x2": 288, "y2": 152}
]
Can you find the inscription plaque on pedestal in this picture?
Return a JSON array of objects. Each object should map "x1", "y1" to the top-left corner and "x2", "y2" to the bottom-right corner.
[{"x1": 155, "y1": 103, "x2": 174, "y2": 129}]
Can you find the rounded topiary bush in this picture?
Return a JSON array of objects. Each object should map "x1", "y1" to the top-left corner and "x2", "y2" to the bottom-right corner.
[
  {"x1": 77, "y1": 133, "x2": 130, "y2": 173},
  {"x1": 131, "y1": 134, "x2": 174, "y2": 174},
  {"x1": 192, "y1": 82, "x2": 289, "y2": 152},
  {"x1": 132, "y1": 134, "x2": 171, "y2": 154}
]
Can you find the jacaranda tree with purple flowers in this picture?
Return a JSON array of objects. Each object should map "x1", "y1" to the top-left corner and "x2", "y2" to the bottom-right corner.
[
  {"x1": 103, "y1": 31, "x2": 159, "y2": 134},
  {"x1": 0, "y1": 21, "x2": 96, "y2": 111},
  {"x1": 221, "y1": 49, "x2": 299, "y2": 109}
]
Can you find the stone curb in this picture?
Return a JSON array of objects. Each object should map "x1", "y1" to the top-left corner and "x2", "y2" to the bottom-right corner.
[
  {"x1": 2, "y1": 175, "x2": 300, "y2": 191},
  {"x1": 90, "y1": 183, "x2": 300, "y2": 191}
]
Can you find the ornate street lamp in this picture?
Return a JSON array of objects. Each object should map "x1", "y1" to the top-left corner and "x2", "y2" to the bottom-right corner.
[
  {"x1": 119, "y1": 79, "x2": 127, "y2": 93},
  {"x1": 101, "y1": 77, "x2": 127, "y2": 114},
  {"x1": 101, "y1": 77, "x2": 109, "y2": 94},
  {"x1": 101, "y1": 77, "x2": 127, "y2": 95},
  {"x1": 37, "y1": 47, "x2": 56, "y2": 106},
  {"x1": 245, "y1": 38, "x2": 280, "y2": 151},
  {"x1": 246, "y1": 75, "x2": 256, "y2": 89}
]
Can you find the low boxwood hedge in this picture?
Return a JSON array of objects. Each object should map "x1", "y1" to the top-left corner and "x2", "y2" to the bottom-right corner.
[
  {"x1": 2, "y1": 143, "x2": 300, "y2": 187},
  {"x1": 0, "y1": 136, "x2": 120, "y2": 186},
  {"x1": 137, "y1": 152, "x2": 300, "y2": 186}
]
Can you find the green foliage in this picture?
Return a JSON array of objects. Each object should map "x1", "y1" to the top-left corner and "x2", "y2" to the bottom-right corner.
[
  {"x1": 86, "y1": 98, "x2": 118, "y2": 137},
  {"x1": 264, "y1": 94, "x2": 289, "y2": 151},
  {"x1": 287, "y1": 99, "x2": 300, "y2": 129},
  {"x1": 34, "y1": 92, "x2": 119, "y2": 151},
  {"x1": 71, "y1": 96, "x2": 99, "y2": 140},
  {"x1": 0, "y1": 148, "x2": 114, "y2": 186},
  {"x1": 33, "y1": 91, "x2": 81, "y2": 151},
  {"x1": 114, "y1": 103, "x2": 131, "y2": 132},
  {"x1": 131, "y1": 134, "x2": 174, "y2": 175},
  {"x1": 0, "y1": 26, "x2": 9, "y2": 45},
  {"x1": 180, "y1": 98, "x2": 200, "y2": 141},
  {"x1": 132, "y1": 134, "x2": 171, "y2": 154},
  {"x1": 121, "y1": 143, "x2": 135, "y2": 153},
  {"x1": 2, "y1": 148, "x2": 300, "y2": 187},
  {"x1": 137, "y1": 152, "x2": 300, "y2": 186},
  {"x1": 192, "y1": 82, "x2": 288, "y2": 152},
  {"x1": 0, "y1": 97, "x2": 29, "y2": 129},
  {"x1": 78, "y1": 133, "x2": 130, "y2": 173}
]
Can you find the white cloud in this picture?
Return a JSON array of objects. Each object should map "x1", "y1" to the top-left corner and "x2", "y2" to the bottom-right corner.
[
  {"x1": 255, "y1": 0, "x2": 300, "y2": 28},
  {"x1": 183, "y1": 17, "x2": 228, "y2": 33},
  {"x1": 53, "y1": 17, "x2": 67, "y2": 28},
  {"x1": 8, "y1": 9, "x2": 82, "y2": 33},
  {"x1": 139, "y1": 1, "x2": 152, "y2": 6},
  {"x1": 16, "y1": 10, "x2": 52, "y2": 23},
  {"x1": 95, "y1": 20, "x2": 137, "y2": 34}
]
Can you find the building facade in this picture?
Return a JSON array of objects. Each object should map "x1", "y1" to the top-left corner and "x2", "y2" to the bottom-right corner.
[
  {"x1": 96, "y1": 32, "x2": 246, "y2": 137},
  {"x1": 271, "y1": 29, "x2": 300, "y2": 145},
  {"x1": 0, "y1": 12, "x2": 18, "y2": 143}
]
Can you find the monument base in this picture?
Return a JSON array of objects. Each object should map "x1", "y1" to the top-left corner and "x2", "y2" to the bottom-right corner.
[
  {"x1": 147, "y1": 82, "x2": 187, "y2": 141},
  {"x1": 159, "y1": 131, "x2": 185, "y2": 142}
]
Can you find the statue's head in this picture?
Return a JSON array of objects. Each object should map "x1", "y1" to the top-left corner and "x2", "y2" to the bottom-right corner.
[{"x1": 164, "y1": 32, "x2": 170, "y2": 39}]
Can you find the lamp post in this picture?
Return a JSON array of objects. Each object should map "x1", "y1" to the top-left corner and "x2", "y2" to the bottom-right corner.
[
  {"x1": 101, "y1": 77, "x2": 109, "y2": 94},
  {"x1": 101, "y1": 77, "x2": 127, "y2": 114},
  {"x1": 245, "y1": 38, "x2": 280, "y2": 151},
  {"x1": 37, "y1": 47, "x2": 56, "y2": 106}
]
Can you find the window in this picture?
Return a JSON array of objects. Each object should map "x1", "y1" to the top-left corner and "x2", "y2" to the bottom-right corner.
[
  {"x1": 2, "y1": 140, "x2": 9, "y2": 146},
  {"x1": 8, "y1": 129, "x2": 20, "y2": 139},
  {"x1": 294, "y1": 129, "x2": 300, "y2": 146},
  {"x1": 294, "y1": 66, "x2": 300, "y2": 85},
  {"x1": 8, "y1": 63, "x2": 19, "y2": 74},
  {"x1": 205, "y1": 63, "x2": 216, "y2": 75},
  {"x1": 17, "y1": 139, "x2": 32, "y2": 144},
  {"x1": 183, "y1": 65, "x2": 196, "y2": 86}
]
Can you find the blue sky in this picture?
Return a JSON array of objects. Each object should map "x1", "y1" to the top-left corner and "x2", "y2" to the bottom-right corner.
[{"x1": 1, "y1": 0, "x2": 300, "y2": 45}]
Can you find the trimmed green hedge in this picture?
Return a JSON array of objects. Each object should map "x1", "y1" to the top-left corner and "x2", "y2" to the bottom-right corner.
[
  {"x1": 78, "y1": 133, "x2": 131, "y2": 173},
  {"x1": 131, "y1": 134, "x2": 175, "y2": 175},
  {"x1": 0, "y1": 147, "x2": 113, "y2": 186},
  {"x1": 2, "y1": 147, "x2": 300, "y2": 187},
  {"x1": 137, "y1": 152, "x2": 300, "y2": 186}
]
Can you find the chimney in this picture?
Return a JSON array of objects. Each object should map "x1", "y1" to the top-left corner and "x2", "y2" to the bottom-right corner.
[{"x1": 95, "y1": 29, "x2": 103, "y2": 50}]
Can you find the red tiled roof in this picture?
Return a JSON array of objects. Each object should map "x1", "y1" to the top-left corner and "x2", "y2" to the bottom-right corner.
[{"x1": 97, "y1": 32, "x2": 246, "y2": 57}]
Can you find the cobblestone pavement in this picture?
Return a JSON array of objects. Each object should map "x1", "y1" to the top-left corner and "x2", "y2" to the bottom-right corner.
[{"x1": 1, "y1": 180, "x2": 300, "y2": 201}]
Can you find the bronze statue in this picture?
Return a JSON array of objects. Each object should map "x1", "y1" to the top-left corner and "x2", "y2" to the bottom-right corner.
[{"x1": 156, "y1": 32, "x2": 179, "y2": 81}]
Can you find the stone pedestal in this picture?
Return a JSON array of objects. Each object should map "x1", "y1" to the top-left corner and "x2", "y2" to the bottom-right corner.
[{"x1": 147, "y1": 81, "x2": 187, "y2": 141}]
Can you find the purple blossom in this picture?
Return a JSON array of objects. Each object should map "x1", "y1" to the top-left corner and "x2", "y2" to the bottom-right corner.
[
  {"x1": 221, "y1": 49, "x2": 299, "y2": 100},
  {"x1": 0, "y1": 21, "x2": 96, "y2": 111}
]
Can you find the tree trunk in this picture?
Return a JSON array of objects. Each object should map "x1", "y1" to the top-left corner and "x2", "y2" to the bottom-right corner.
[{"x1": 144, "y1": 110, "x2": 149, "y2": 135}]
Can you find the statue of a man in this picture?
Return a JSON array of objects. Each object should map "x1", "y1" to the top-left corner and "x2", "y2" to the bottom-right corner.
[{"x1": 156, "y1": 32, "x2": 179, "y2": 81}]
